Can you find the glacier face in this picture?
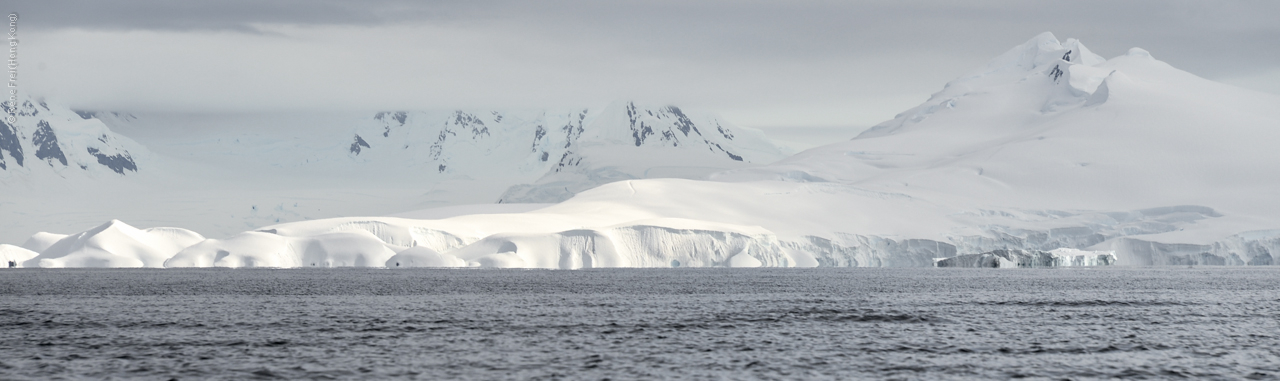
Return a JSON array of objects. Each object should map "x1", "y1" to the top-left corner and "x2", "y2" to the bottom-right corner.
[{"x1": 934, "y1": 249, "x2": 1117, "y2": 268}]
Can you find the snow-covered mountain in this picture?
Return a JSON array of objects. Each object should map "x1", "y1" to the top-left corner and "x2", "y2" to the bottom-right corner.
[
  {"x1": 346, "y1": 101, "x2": 790, "y2": 202},
  {"x1": 20, "y1": 32, "x2": 1280, "y2": 268},
  {"x1": 0, "y1": 95, "x2": 147, "y2": 183},
  {"x1": 701, "y1": 31, "x2": 1280, "y2": 265}
]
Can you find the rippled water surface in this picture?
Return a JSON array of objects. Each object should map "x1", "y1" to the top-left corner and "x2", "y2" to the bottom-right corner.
[{"x1": 1, "y1": 268, "x2": 1279, "y2": 379}]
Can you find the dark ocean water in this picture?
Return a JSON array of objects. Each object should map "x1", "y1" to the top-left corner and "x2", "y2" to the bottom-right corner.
[{"x1": 0, "y1": 268, "x2": 1278, "y2": 380}]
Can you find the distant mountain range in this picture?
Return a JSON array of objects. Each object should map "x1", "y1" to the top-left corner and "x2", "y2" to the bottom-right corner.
[
  {"x1": 345, "y1": 101, "x2": 790, "y2": 203},
  {"x1": 0, "y1": 98, "x2": 791, "y2": 244}
]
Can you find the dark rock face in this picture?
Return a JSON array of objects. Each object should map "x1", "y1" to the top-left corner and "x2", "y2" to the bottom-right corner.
[
  {"x1": 617, "y1": 103, "x2": 748, "y2": 162},
  {"x1": 86, "y1": 147, "x2": 138, "y2": 174},
  {"x1": 17, "y1": 100, "x2": 39, "y2": 117},
  {"x1": 374, "y1": 111, "x2": 408, "y2": 126},
  {"x1": 560, "y1": 111, "x2": 587, "y2": 148},
  {"x1": 532, "y1": 125, "x2": 546, "y2": 152},
  {"x1": 374, "y1": 111, "x2": 408, "y2": 137},
  {"x1": 452, "y1": 111, "x2": 490, "y2": 139},
  {"x1": 33, "y1": 120, "x2": 68, "y2": 166},
  {"x1": 373, "y1": 110, "x2": 407, "y2": 137},
  {"x1": 1049, "y1": 65, "x2": 1064, "y2": 82},
  {"x1": 716, "y1": 123, "x2": 735, "y2": 141},
  {"x1": 665, "y1": 106, "x2": 700, "y2": 137},
  {"x1": 73, "y1": 110, "x2": 97, "y2": 119},
  {"x1": 708, "y1": 142, "x2": 743, "y2": 162},
  {"x1": 555, "y1": 151, "x2": 581, "y2": 172},
  {"x1": 625, "y1": 103, "x2": 654, "y2": 147},
  {"x1": 0, "y1": 118, "x2": 23, "y2": 170},
  {"x1": 350, "y1": 135, "x2": 370, "y2": 154}
]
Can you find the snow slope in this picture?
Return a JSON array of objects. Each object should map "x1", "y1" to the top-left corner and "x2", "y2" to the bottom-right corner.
[
  {"x1": 13, "y1": 32, "x2": 1280, "y2": 268},
  {"x1": 0, "y1": 95, "x2": 148, "y2": 183},
  {"x1": 707, "y1": 32, "x2": 1280, "y2": 265}
]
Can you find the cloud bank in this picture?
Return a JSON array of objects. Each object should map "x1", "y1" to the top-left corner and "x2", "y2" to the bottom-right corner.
[{"x1": 10, "y1": 0, "x2": 1280, "y2": 127}]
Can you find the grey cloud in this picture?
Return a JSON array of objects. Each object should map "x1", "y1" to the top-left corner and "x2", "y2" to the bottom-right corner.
[
  {"x1": 14, "y1": 0, "x2": 1280, "y2": 74},
  {"x1": 11, "y1": 0, "x2": 392, "y2": 32},
  {"x1": 8, "y1": 0, "x2": 1280, "y2": 125}
]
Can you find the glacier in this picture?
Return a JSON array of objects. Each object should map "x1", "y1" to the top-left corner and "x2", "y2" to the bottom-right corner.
[{"x1": 9, "y1": 32, "x2": 1280, "y2": 268}]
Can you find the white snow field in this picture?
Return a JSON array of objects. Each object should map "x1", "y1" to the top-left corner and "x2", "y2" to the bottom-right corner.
[{"x1": 11, "y1": 32, "x2": 1280, "y2": 268}]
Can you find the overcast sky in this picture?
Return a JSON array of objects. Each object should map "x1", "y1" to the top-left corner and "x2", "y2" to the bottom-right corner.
[{"x1": 9, "y1": 0, "x2": 1280, "y2": 128}]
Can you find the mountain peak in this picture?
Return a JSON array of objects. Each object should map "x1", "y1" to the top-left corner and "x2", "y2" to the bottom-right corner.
[
  {"x1": 858, "y1": 33, "x2": 1124, "y2": 139},
  {"x1": 1028, "y1": 31, "x2": 1061, "y2": 49},
  {"x1": 964, "y1": 32, "x2": 1105, "y2": 81},
  {"x1": 1126, "y1": 47, "x2": 1153, "y2": 58}
]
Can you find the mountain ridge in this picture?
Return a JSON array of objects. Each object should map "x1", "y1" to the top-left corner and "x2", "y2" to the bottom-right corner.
[{"x1": 1, "y1": 95, "x2": 145, "y2": 182}]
